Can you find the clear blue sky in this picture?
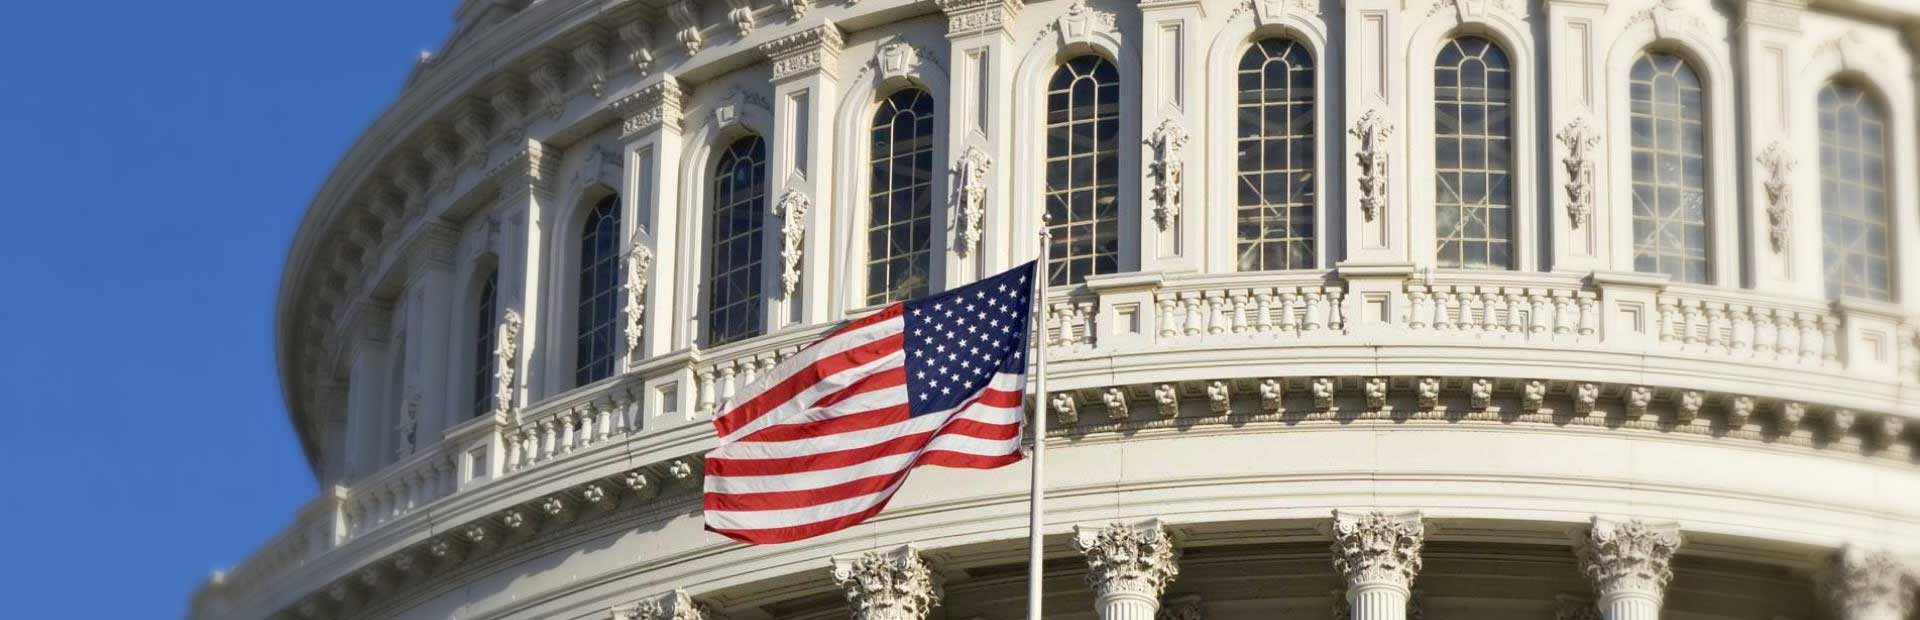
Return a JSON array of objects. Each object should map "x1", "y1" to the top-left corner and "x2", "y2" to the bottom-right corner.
[{"x1": 0, "y1": 3, "x2": 451, "y2": 618}]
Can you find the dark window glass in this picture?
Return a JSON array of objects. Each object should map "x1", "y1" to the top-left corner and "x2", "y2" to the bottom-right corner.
[
  {"x1": 867, "y1": 89, "x2": 936, "y2": 304},
  {"x1": 1044, "y1": 55, "x2": 1122, "y2": 286},
  {"x1": 1434, "y1": 36, "x2": 1515, "y2": 269},
  {"x1": 1819, "y1": 82, "x2": 1894, "y2": 301},
  {"x1": 575, "y1": 195, "x2": 621, "y2": 386},
  {"x1": 709, "y1": 136, "x2": 768, "y2": 345},
  {"x1": 1629, "y1": 52, "x2": 1710, "y2": 283},
  {"x1": 1235, "y1": 38, "x2": 1317, "y2": 271},
  {"x1": 472, "y1": 270, "x2": 497, "y2": 417}
]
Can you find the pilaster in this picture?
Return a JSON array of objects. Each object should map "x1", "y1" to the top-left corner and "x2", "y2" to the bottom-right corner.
[
  {"x1": 492, "y1": 141, "x2": 561, "y2": 408},
  {"x1": 1574, "y1": 517, "x2": 1683, "y2": 620},
  {"x1": 937, "y1": 0, "x2": 1023, "y2": 283},
  {"x1": 1341, "y1": 0, "x2": 1406, "y2": 266},
  {"x1": 1818, "y1": 546, "x2": 1919, "y2": 620},
  {"x1": 1137, "y1": 0, "x2": 1203, "y2": 273},
  {"x1": 1073, "y1": 519, "x2": 1180, "y2": 620},
  {"x1": 830, "y1": 544, "x2": 942, "y2": 620},
  {"x1": 402, "y1": 222, "x2": 459, "y2": 442},
  {"x1": 1545, "y1": 0, "x2": 1609, "y2": 272},
  {"x1": 616, "y1": 76, "x2": 686, "y2": 360},
  {"x1": 342, "y1": 302, "x2": 393, "y2": 479},
  {"x1": 760, "y1": 22, "x2": 843, "y2": 327},
  {"x1": 1739, "y1": 0, "x2": 1813, "y2": 294},
  {"x1": 1330, "y1": 510, "x2": 1425, "y2": 620},
  {"x1": 610, "y1": 589, "x2": 711, "y2": 620}
]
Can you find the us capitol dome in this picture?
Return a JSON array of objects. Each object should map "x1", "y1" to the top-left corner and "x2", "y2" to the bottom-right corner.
[{"x1": 191, "y1": 0, "x2": 1920, "y2": 619}]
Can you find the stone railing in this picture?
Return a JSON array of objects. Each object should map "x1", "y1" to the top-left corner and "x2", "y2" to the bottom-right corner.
[
  {"x1": 501, "y1": 376, "x2": 649, "y2": 476},
  {"x1": 1151, "y1": 275, "x2": 1348, "y2": 343},
  {"x1": 693, "y1": 324, "x2": 835, "y2": 417},
  {"x1": 340, "y1": 442, "x2": 460, "y2": 541},
  {"x1": 1404, "y1": 273, "x2": 1597, "y2": 340},
  {"x1": 1652, "y1": 284, "x2": 1840, "y2": 368}
]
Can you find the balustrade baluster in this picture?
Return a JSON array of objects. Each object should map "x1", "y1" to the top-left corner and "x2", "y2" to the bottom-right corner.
[
  {"x1": 1181, "y1": 294, "x2": 1204, "y2": 336},
  {"x1": 1820, "y1": 317, "x2": 1840, "y2": 366},
  {"x1": 1255, "y1": 291, "x2": 1275, "y2": 333},
  {"x1": 1408, "y1": 288, "x2": 1430, "y2": 330},
  {"x1": 1206, "y1": 294, "x2": 1227, "y2": 335},
  {"x1": 1156, "y1": 296, "x2": 1176, "y2": 338},
  {"x1": 1230, "y1": 292, "x2": 1250, "y2": 334},
  {"x1": 1577, "y1": 294, "x2": 1598, "y2": 336},
  {"x1": 1279, "y1": 293, "x2": 1300, "y2": 332},
  {"x1": 1753, "y1": 309, "x2": 1778, "y2": 357},
  {"x1": 1552, "y1": 292, "x2": 1573, "y2": 335},
  {"x1": 1657, "y1": 299, "x2": 1680, "y2": 343},
  {"x1": 1729, "y1": 306, "x2": 1753, "y2": 354},
  {"x1": 1796, "y1": 314, "x2": 1819, "y2": 364}
]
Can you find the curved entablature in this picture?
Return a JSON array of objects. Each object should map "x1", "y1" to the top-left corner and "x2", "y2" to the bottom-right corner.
[{"x1": 249, "y1": 0, "x2": 1920, "y2": 617}]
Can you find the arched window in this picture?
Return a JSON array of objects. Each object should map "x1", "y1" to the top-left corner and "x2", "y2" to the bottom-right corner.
[
  {"x1": 1819, "y1": 82, "x2": 1894, "y2": 301},
  {"x1": 1434, "y1": 36, "x2": 1514, "y2": 270},
  {"x1": 867, "y1": 88, "x2": 936, "y2": 305},
  {"x1": 708, "y1": 136, "x2": 768, "y2": 346},
  {"x1": 472, "y1": 269, "x2": 497, "y2": 417},
  {"x1": 575, "y1": 194, "x2": 621, "y2": 386},
  {"x1": 1629, "y1": 52, "x2": 1710, "y2": 283},
  {"x1": 1235, "y1": 38, "x2": 1317, "y2": 271},
  {"x1": 1044, "y1": 55, "x2": 1121, "y2": 286}
]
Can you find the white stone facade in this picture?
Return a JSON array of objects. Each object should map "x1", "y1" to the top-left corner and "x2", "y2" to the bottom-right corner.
[{"x1": 195, "y1": 0, "x2": 1920, "y2": 619}]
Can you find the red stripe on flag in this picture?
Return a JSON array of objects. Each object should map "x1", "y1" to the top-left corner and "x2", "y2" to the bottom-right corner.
[
  {"x1": 704, "y1": 449, "x2": 1023, "y2": 544},
  {"x1": 706, "y1": 419, "x2": 1020, "y2": 477},
  {"x1": 714, "y1": 332, "x2": 905, "y2": 437}
]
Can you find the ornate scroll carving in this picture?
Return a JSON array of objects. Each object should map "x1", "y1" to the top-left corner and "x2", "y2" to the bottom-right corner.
[
  {"x1": 572, "y1": 35, "x2": 610, "y2": 98},
  {"x1": 875, "y1": 41, "x2": 921, "y2": 83},
  {"x1": 530, "y1": 53, "x2": 568, "y2": 118},
  {"x1": 1351, "y1": 109, "x2": 1393, "y2": 222},
  {"x1": 955, "y1": 146, "x2": 993, "y2": 257},
  {"x1": 831, "y1": 545, "x2": 942, "y2": 620},
  {"x1": 1073, "y1": 520, "x2": 1180, "y2": 600},
  {"x1": 1820, "y1": 546, "x2": 1918, "y2": 620},
  {"x1": 1557, "y1": 116, "x2": 1600, "y2": 229},
  {"x1": 1146, "y1": 119, "x2": 1189, "y2": 232},
  {"x1": 669, "y1": 1, "x2": 703, "y2": 56},
  {"x1": 773, "y1": 185, "x2": 810, "y2": 299},
  {"x1": 1331, "y1": 511, "x2": 1426, "y2": 590},
  {"x1": 492, "y1": 309, "x2": 523, "y2": 414},
  {"x1": 624, "y1": 239, "x2": 653, "y2": 357},
  {"x1": 1045, "y1": 0, "x2": 1117, "y2": 47},
  {"x1": 781, "y1": 0, "x2": 811, "y2": 20},
  {"x1": 1575, "y1": 518, "x2": 1682, "y2": 599},
  {"x1": 1758, "y1": 141, "x2": 1796, "y2": 252}
]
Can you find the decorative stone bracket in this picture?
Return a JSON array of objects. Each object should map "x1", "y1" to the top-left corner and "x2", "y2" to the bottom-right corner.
[{"x1": 624, "y1": 239, "x2": 654, "y2": 357}]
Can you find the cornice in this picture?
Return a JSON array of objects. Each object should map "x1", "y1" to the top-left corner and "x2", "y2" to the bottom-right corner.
[{"x1": 759, "y1": 21, "x2": 845, "y2": 81}]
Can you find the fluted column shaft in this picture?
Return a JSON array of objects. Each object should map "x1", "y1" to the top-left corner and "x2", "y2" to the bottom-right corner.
[
  {"x1": 1074, "y1": 520, "x2": 1179, "y2": 620},
  {"x1": 1575, "y1": 518, "x2": 1683, "y2": 620},
  {"x1": 1331, "y1": 511, "x2": 1425, "y2": 620}
]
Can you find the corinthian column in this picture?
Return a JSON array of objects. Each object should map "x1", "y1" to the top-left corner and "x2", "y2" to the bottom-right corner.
[
  {"x1": 1819, "y1": 546, "x2": 1918, "y2": 620},
  {"x1": 1072, "y1": 519, "x2": 1180, "y2": 620},
  {"x1": 830, "y1": 544, "x2": 942, "y2": 620},
  {"x1": 1330, "y1": 510, "x2": 1426, "y2": 620},
  {"x1": 610, "y1": 589, "x2": 709, "y2": 620},
  {"x1": 1574, "y1": 518, "x2": 1683, "y2": 620}
]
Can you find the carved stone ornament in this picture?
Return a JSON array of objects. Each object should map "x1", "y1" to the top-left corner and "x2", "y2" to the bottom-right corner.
[
  {"x1": 1052, "y1": 392, "x2": 1079, "y2": 425},
  {"x1": 1351, "y1": 109, "x2": 1393, "y2": 222},
  {"x1": 619, "y1": 21, "x2": 655, "y2": 77},
  {"x1": 1470, "y1": 378, "x2": 1493, "y2": 410},
  {"x1": 1553, "y1": 595, "x2": 1603, "y2": 620},
  {"x1": 1575, "y1": 518, "x2": 1683, "y2": 598},
  {"x1": 1234, "y1": 0, "x2": 1322, "y2": 25},
  {"x1": 761, "y1": 23, "x2": 844, "y2": 81},
  {"x1": 773, "y1": 185, "x2": 811, "y2": 299},
  {"x1": 875, "y1": 41, "x2": 922, "y2": 84},
  {"x1": 831, "y1": 545, "x2": 943, "y2": 620},
  {"x1": 530, "y1": 56, "x2": 567, "y2": 118},
  {"x1": 1050, "y1": 0, "x2": 1117, "y2": 46},
  {"x1": 1365, "y1": 377, "x2": 1389, "y2": 409},
  {"x1": 1758, "y1": 141, "x2": 1797, "y2": 252},
  {"x1": 1418, "y1": 377, "x2": 1441, "y2": 409},
  {"x1": 613, "y1": 589, "x2": 711, "y2": 620},
  {"x1": 1159, "y1": 594, "x2": 1204, "y2": 620},
  {"x1": 782, "y1": 0, "x2": 811, "y2": 20},
  {"x1": 1312, "y1": 377, "x2": 1336, "y2": 410},
  {"x1": 1820, "y1": 546, "x2": 1919, "y2": 620},
  {"x1": 621, "y1": 77, "x2": 685, "y2": 138},
  {"x1": 1073, "y1": 520, "x2": 1180, "y2": 600},
  {"x1": 1145, "y1": 118, "x2": 1189, "y2": 232},
  {"x1": 624, "y1": 239, "x2": 654, "y2": 357},
  {"x1": 955, "y1": 146, "x2": 993, "y2": 257},
  {"x1": 725, "y1": 0, "x2": 755, "y2": 38},
  {"x1": 1259, "y1": 379, "x2": 1284, "y2": 412},
  {"x1": 1154, "y1": 383, "x2": 1180, "y2": 418},
  {"x1": 1102, "y1": 387, "x2": 1129, "y2": 419},
  {"x1": 492, "y1": 308, "x2": 524, "y2": 414},
  {"x1": 668, "y1": 1, "x2": 704, "y2": 57},
  {"x1": 1331, "y1": 511, "x2": 1426, "y2": 590},
  {"x1": 396, "y1": 387, "x2": 422, "y2": 458},
  {"x1": 1557, "y1": 116, "x2": 1601, "y2": 229},
  {"x1": 1629, "y1": 0, "x2": 1708, "y2": 37},
  {"x1": 572, "y1": 36, "x2": 611, "y2": 98}
]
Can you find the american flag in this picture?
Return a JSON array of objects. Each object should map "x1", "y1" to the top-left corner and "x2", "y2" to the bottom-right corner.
[{"x1": 703, "y1": 262, "x2": 1037, "y2": 544}]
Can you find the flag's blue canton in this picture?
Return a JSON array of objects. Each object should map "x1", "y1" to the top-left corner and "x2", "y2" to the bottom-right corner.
[{"x1": 902, "y1": 261, "x2": 1036, "y2": 416}]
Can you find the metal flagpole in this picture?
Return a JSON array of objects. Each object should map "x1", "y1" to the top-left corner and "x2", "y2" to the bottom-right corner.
[{"x1": 1028, "y1": 221, "x2": 1051, "y2": 620}]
